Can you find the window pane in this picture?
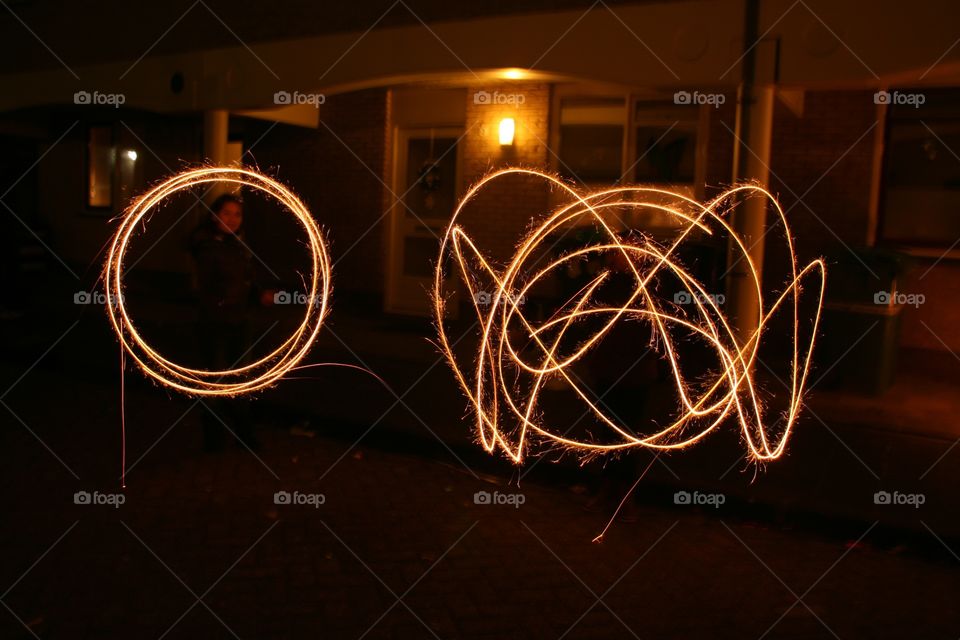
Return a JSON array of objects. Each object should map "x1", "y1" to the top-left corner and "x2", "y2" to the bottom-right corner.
[
  {"x1": 882, "y1": 89, "x2": 960, "y2": 245},
  {"x1": 633, "y1": 101, "x2": 699, "y2": 185},
  {"x1": 558, "y1": 124, "x2": 623, "y2": 182},
  {"x1": 87, "y1": 126, "x2": 114, "y2": 208},
  {"x1": 403, "y1": 136, "x2": 458, "y2": 219},
  {"x1": 634, "y1": 126, "x2": 696, "y2": 184},
  {"x1": 558, "y1": 98, "x2": 624, "y2": 183}
]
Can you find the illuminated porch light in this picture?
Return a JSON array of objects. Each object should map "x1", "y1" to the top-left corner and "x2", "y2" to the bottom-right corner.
[{"x1": 498, "y1": 118, "x2": 515, "y2": 146}]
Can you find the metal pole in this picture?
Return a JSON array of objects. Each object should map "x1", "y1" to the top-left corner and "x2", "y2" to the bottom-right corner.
[{"x1": 728, "y1": 0, "x2": 775, "y2": 340}]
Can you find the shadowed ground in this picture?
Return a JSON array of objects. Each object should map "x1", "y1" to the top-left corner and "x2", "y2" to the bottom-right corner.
[{"x1": 1, "y1": 348, "x2": 958, "y2": 639}]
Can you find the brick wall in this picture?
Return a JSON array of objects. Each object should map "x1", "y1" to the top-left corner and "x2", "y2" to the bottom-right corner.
[
  {"x1": 702, "y1": 90, "x2": 878, "y2": 259},
  {"x1": 458, "y1": 83, "x2": 552, "y2": 264},
  {"x1": 247, "y1": 88, "x2": 390, "y2": 305},
  {"x1": 768, "y1": 90, "x2": 878, "y2": 263}
]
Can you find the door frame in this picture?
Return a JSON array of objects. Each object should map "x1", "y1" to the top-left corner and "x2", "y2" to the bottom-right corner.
[{"x1": 385, "y1": 126, "x2": 464, "y2": 315}]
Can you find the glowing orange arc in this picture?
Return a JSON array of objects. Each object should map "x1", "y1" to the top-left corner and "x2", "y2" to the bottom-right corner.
[
  {"x1": 104, "y1": 167, "x2": 332, "y2": 396},
  {"x1": 434, "y1": 168, "x2": 826, "y2": 465}
]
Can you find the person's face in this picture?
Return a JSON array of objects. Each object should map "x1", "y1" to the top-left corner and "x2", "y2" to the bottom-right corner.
[{"x1": 215, "y1": 201, "x2": 243, "y2": 234}]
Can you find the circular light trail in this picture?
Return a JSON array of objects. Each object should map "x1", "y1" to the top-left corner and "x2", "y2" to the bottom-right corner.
[{"x1": 105, "y1": 167, "x2": 331, "y2": 396}]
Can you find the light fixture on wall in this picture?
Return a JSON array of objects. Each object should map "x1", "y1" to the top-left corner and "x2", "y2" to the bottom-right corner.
[
  {"x1": 498, "y1": 118, "x2": 515, "y2": 146},
  {"x1": 125, "y1": 149, "x2": 138, "y2": 161}
]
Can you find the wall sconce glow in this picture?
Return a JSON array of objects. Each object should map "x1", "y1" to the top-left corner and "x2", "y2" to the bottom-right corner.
[
  {"x1": 501, "y1": 68, "x2": 526, "y2": 80},
  {"x1": 498, "y1": 118, "x2": 515, "y2": 146},
  {"x1": 125, "y1": 150, "x2": 138, "y2": 161}
]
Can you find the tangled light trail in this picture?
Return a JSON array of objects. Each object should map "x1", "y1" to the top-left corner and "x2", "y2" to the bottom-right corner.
[
  {"x1": 434, "y1": 168, "x2": 825, "y2": 465},
  {"x1": 104, "y1": 167, "x2": 332, "y2": 396}
]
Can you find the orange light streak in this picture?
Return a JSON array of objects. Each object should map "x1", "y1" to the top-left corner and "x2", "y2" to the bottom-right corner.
[
  {"x1": 434, "y1": 168, "x2": 825, "y2": 464},
  {"x1": 104, "y1": 167, "x2": 332, "y2": 396}
]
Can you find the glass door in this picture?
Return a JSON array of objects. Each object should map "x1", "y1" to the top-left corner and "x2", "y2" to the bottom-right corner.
[{"x1": 386, "y1": 128, "x2": 462, "y2": 315}]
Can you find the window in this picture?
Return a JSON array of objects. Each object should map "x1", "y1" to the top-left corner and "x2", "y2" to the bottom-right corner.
[
  {"x1": 631, "y1": 100, "x2": 699, "y2": 185},
  {"x1": 86, "y1": 125, "x2": 115, "y2": 209},
  {"x1": 555, "y1": 93, "x2": 703, "y2": 189},
  {"x1": 85, "y1": 124, "x2": 142, "y2": 213},
  {"x1": 553, "y1": 90, "x2": 707, "y2": 230},
  {"x1": 557, "y1": 97, "x2": 625, "y2": 183},
  {"x1": 881, "y1": 88, "x2": 960, "y2": 247}
]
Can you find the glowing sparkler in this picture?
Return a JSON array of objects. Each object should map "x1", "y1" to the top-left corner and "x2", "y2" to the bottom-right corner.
[
  {"x1": 104, "y1": 167, "x2": 331, "y2": 396},
  {"x1": 434, "y1": 168, "x2": 825, "y2": 464}
]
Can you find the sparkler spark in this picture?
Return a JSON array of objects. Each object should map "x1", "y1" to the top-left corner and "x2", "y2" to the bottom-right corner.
[
  {"x1": 104, "y1": 167, "x2": 331, "y2": 396},
  {"x1": 434, "y1": 168, "x2": 825, "y2": 465}
]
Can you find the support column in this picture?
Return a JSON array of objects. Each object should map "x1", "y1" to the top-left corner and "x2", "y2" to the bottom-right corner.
[
  {"x1": 202, "y1": 109, "x2": 230, "y2": 202},
  {"x1": 727, "y1": 0, "x2": 776, "y2": 341}
]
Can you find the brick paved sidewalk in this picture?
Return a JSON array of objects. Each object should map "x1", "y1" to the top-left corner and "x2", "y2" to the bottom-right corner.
[{"x1": 1, "y1": 364, "x2": 959, "y2": 639}]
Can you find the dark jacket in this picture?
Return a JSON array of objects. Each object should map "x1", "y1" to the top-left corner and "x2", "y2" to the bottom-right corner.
[{"x1": 190, "y1": 222, "x2": 256, "y2": 324}]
